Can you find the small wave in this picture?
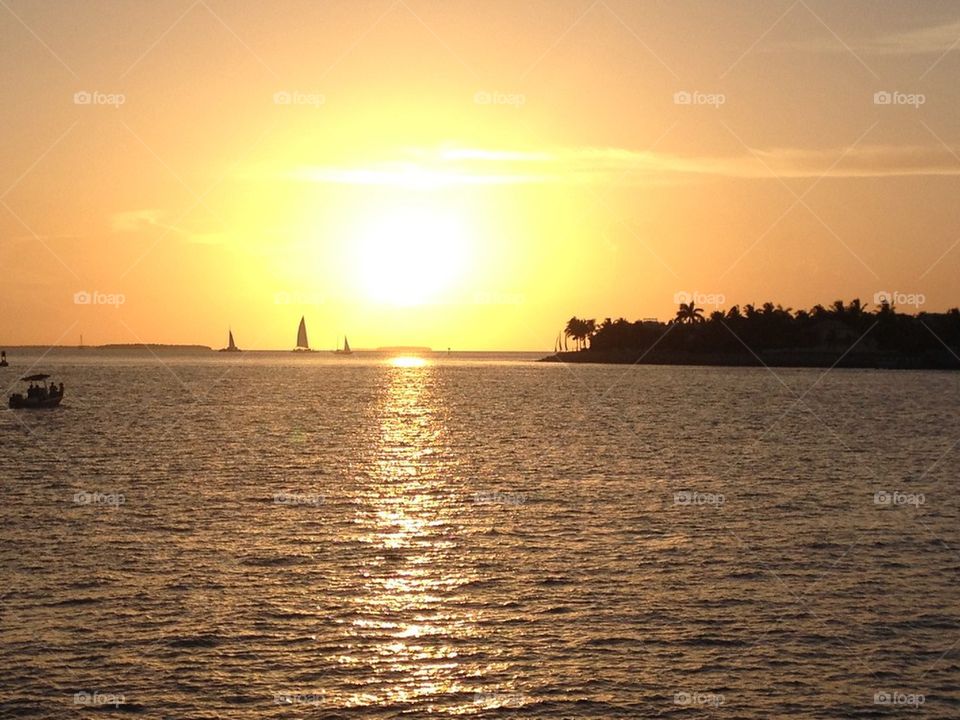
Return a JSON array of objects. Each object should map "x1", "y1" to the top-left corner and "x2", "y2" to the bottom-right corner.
[
  {"x1": 165, "y1": 634, "x2": 224, "y2": 649},
  {"x1": 239, "y1": 555, "x2": 304, "y2": 567}
]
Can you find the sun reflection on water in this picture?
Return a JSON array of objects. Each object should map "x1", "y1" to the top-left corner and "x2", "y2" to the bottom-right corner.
[
  {"x1": 389, "y1": 355, "x2": 428, "y2": 368},
  {"x1": 340, "y1": 358, "x2": 498, "y2": 713}
]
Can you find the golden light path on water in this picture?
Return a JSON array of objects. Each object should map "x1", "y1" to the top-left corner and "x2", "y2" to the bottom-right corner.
[{"x1": 338, "y1": 356, "x2": 511, "y2": 713}]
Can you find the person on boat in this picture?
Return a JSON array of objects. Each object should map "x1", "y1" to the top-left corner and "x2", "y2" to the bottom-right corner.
[{"x1": 27, "y1": 383, "x2": 36, "y2": 398}]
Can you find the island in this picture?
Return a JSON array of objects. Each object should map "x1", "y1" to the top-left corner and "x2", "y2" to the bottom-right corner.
[
  {"x1": 376, "y1": 346, "x2": 433, "y2": 353},
  {"x1": 97, "y1": 344, "x2": 213, "y2": 351},
  {"x1": 542, "y1": 300, "x2": 960, "y2": 370}
]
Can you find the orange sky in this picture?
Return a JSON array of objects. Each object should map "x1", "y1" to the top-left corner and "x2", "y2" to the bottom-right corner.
[{"x1": 1, "y1": 0, "x2": 959, "y2": 350}]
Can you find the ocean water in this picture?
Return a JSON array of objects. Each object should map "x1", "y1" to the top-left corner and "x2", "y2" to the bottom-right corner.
[{"x1": 0, "y1": 350, "x2": 957, "y2": 718}]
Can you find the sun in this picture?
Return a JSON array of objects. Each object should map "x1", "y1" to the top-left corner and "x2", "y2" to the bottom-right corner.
[{"x1": 351, "y1": 204, "x2": 472, "y2": 306}]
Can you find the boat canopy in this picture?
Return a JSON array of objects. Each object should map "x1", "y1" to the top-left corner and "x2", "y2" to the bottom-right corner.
[{"x1": 20, "y1": 374, "x2": 50, "y2": 381}]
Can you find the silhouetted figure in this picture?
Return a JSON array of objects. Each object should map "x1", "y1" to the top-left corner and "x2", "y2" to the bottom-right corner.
[{"x1": 58, "y1": 383, "x2": 64, "y2": 396}]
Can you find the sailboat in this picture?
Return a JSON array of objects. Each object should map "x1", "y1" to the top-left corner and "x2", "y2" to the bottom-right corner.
[
  {"x1": 0, "y1": 351, "x2": 8, "y2": 367},
  {"x1": 554, "y1": 333, "x2": 563, "y2": 354},
  {"x1": 333, "y1": 336, "x2": 353, "y2": 355},
  {"x1": 219, "y1": 328, "x2": 241, "y2": 352},
  {"x1": 293, "y1": 316, "x2": 316, "y2": 352}
]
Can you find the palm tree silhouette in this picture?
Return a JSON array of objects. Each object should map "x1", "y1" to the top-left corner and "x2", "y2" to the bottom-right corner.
[{"x1": 675, "y1": 301, "x2": 705, "y2": 324}]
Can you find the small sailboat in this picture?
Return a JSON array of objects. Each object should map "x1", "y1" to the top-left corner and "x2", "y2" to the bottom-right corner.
[
  {"x1": 333, "y1": 336, "x2": 353, "y2": 355},
  {"x1": 219, "y1": 328, "x2": 241, "y2": 352},
  {"x1": 293, "y1": 316, "x2": 316, "y2": 352},
  {"x1": 0, "y1": 351, "x2": 7, "y2": 367}
]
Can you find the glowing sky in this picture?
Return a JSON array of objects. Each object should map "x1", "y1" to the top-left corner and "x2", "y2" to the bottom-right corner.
[{"x1": 1, "y1": 0, "x2": 958, "y2": 349}]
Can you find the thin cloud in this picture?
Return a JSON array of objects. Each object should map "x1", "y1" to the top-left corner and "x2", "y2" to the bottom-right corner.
[
  {"x1": 777, "y1": 19, "x2": 960, "y2": 55},
  {"x1": 283, "y1": 144, "x2": 960, "y2": 187},
  {"x1": 111, "y1": 209, "x2": 225, "y2": 245}
]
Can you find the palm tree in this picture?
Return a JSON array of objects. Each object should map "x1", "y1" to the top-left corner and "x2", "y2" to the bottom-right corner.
[
  {"x1": 565, "y1": 317, "x2": 592, "y2": 350},
  {"x1": 583, "y1": 318, "x2": 597, "y2": 348},
  {"x1": 675, "y1": 301, "x2": 705, "y2": 324}
]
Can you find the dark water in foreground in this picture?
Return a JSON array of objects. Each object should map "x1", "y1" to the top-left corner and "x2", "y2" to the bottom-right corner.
[{"x1": 1, "y1": 351, "x2": 958, "y2": 718}]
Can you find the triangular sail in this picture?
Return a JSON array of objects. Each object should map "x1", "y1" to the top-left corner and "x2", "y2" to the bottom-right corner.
[
  {"x1": 296, "y1": 317, "x2": 309, "y2": 349},
  {"x1": 228, "y1": 330, "x2": 236, "y2": 350},
  {"x1": 343, "y1": 336, "x2": 351, "y2": 353}
]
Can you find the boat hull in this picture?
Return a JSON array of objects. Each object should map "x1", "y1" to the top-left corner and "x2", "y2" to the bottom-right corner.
[{"x1": 9, "y1": 394, "x2": 63, "y2": 409}]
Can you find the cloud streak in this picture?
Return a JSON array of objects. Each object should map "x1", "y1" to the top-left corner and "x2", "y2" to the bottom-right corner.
[
  {"x1": 284, "y1": 143, "x2": 960, "y2": 188},
  {"x1": 777, "y1": 19, "x2": 960, "y2": 55}
]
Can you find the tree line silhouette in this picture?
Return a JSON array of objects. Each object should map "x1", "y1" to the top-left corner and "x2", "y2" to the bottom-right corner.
[{"x1": 560, "y1": 300, "x2": 960, "y2": 368}]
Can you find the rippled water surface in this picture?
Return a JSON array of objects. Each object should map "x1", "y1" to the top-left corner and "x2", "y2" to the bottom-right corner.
[{"x1": 1, "y1": 350, "x2": 958, "y2": 718}]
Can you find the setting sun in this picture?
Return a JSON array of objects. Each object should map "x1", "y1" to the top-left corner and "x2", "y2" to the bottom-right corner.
[{"x1": 351, "y1": 203, "x2": 473, "y2": 307}]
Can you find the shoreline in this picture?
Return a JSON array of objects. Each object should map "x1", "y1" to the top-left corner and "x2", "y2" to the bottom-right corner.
[{"x1": 539, "y1": 349, "x2": 960, "y2": 370}]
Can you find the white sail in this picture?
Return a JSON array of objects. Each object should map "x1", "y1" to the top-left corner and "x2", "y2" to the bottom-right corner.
[{"x1": 296, "y1": 317, "x2": 309, "y2": 349}]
